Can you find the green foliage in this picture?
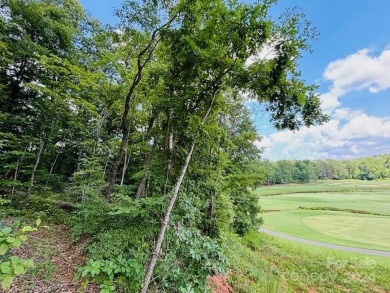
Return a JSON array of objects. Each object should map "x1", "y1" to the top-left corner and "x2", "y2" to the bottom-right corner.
[
  {"x1": 230, "y1": 188, "x2": 262, "y2": 236},
  {"x1": 0, "y1": 220, "x2": 40, "y2": 290},
  {"x1": 0, "y1": 256, "x2": 34, "y2": 291},
  {"x1": 0, "y1": 0, "x2": 110, "y2": 195},
  {"x1": 263, "y1": 155, "x2": 390, "y2": 185},
  {"x1": 222, "y1": 232, "x2": 282, "y2": 293},
  {"x1": 77, "y1": 256, "x2": 143, "y2": 293},
  {"x1": 0, "y1": 0, "x2": 331, "y2": 291},
  {"x1": 225, "y1": 231, "x2": 390, "y2": 293},
  {"x1": 7, "y1": 195, "x2": 71, "y2": 224},
  {"x1": 67, "y1": 156, "x2": 106, "y2": 202},
  {"x1": 73, "y1": 195, "x2": 162, "y2": 291},
  {"x1": 215, "y1": 193, "x2": 236, "y2": 234},
  {"x1": 76, "y1": 226, "x2": 150, "y2": 292},
  {"x1": 153, "y1": 224, "x2": 229, "y2": 292}
]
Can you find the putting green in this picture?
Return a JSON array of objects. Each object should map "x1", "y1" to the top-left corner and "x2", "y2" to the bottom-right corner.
[
  {"x1": 263, "y1": 210, "x2": 390, "y2": 251},
  {"x1": 302, "y1": 215, "x2": 390, "y2": 250},
  {"x1": 258, "y1": 180, "x2": 390, "y2": 252}
]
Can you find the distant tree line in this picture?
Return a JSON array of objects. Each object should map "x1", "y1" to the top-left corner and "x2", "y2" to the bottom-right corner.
[{"x1": 262, "y1": 154, "x2": 390, "y2": 184}]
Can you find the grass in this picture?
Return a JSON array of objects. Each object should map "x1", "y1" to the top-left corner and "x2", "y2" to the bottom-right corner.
[
  {"x1": 257, "y1": 180, "x2": 390, "y2": 251},
  {"x1": 224, "y1": 231, "x2": 390, "y2": 293},
  {"x1": 255, "y1": 180, "x2": 390, "y2": 197},
  {"x1": 263, "y1": 210, "x2": 390, "y2": 251},
  {"x1": 259, "y1": 191, "x2": 390, "y2": 215}
]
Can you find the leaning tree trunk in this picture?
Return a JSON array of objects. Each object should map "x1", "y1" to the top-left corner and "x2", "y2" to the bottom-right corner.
[
  {"x1": 140, "y1": 57, "x2": 236, "y2": 292},
  {"x1": 140, "y1": 143, "x2": 195, "y2": 293},
  {"x1": 28, "y1": 140, "x2": 44, "y2": 196},
  {"x1": 120, "y1": 150, "x2": 130, "y2": 186},
  {"x1": 103, "y1": 150, "x2": 111, "y2": 181},
  {"x1": 140, "y1": 97, "x2": 216, "y2": 293},
  {"x1": 11, "y1": 158, "x2": 20, "y2": 197},
  {"x1": 45, "y1": 151, "x2": 60, "y2": 186},
  {"x1": 12, "y1": 144, "x2": 28, "y2": 196},
  {"x1": 135, "y1": 175, "x2": 147, "y2": 199}
]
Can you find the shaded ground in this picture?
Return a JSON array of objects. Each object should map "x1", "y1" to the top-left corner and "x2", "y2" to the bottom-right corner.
[
  {"x1": 4, "y1": 224, "x2": 98, "y2": 293},
  {"x1": 260, "y1": 227, "x2": 390, "y2": 257}
]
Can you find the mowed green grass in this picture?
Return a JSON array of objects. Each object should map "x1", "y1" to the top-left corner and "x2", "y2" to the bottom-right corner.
[
  {"x1": 257, "y1": 180, "x2": 390, "y2": 251},
  {"x1": 255, "y1": 179, "x2": 390, "y2": 197}
]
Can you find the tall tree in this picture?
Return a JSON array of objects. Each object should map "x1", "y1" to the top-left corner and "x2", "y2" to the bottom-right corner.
[
  {"x1": 0, "y1": 0, "x2": 109, "y2": 194},
  {"x1": 105, "y1": 0, "x2": 182, "y2": 198},
  {"x1": 139, "y1": 1, "x2": 326, "y2": 291}
]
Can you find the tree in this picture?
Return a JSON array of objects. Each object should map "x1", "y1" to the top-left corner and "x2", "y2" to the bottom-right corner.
[
  {"x1": 139, "y1": 1, "x2": 326, "y2": 291},
  {"x1": 1, "y1": 1, "x2": 331, "y2": 291},
  {"x1": 0, "y1": 0, "x2": 112, "y2": 195},
  {"x1": 104, "y1": 0, "x2": 182, "y2": 198}
]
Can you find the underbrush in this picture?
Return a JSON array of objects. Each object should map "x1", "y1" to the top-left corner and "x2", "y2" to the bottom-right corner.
[
  {"x1": 5, "y1": 192, "x2": 389, "y2": 293},
  {"x1": 70, "y1": 191, "x2": 229, "y2": 293},
  {"x1": 0, "y1": 220, "x2": 96, "y2": 292},
  {"x1": 1, "y1": 191, "x2": 230, "y2": 292}
]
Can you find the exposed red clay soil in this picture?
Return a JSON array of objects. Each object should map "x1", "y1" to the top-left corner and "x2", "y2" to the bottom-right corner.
[{"x1": 208, "y1": 273, "x2": 234, "y2": 293}]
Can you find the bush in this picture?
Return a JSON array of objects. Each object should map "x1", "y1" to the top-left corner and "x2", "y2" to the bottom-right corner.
[
  {"x1": 230, "y1": 188, "x2": 262, "y2": 235},
  {"x1": 0, "y1": 219, "x2": 40, "y2": 290}
]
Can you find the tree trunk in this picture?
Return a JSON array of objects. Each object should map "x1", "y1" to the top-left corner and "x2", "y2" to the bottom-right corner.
[
  {"x1": 140, "y1": 95, "x2": 217, "y2": 293},
  {"x1": 163, "y1": 160, "x2": 172, "y2": 195},
  {"x1": 28, "y1": 140, "x2": 44, "y2": 196},
  {"x1": 120, "y1": 150, "x2": 130, "y2": 186},
  {"x1": 11, "y1": 144, "x2": 28, "y2": 195},
  {"x1": 103, "y1": 150, "x2": 111, "y2": 181},
  {"x1": 135, "y1": 175, "x2": 147, "y2": 199},
  {"x1": 48, "y1": 152, "x2": 59, "y2": 176},
  {"x1": 11, "y1": 158, "x2": 20, "y2": 197},
  {"x1": 105, "y1": 99, "x2": 135, "y2": 198},
  {"x1": 163, "y1": 129, "x2": 174, "y2": 194},
  {"x1": 45, "y1": 151, "x2": 60, "y2": 186},
  {"x1": 140, "y1": 143, "x2": 195, "y2": 293},
  {"x1": 105, "y1": 15, "x2": 178, "y2": 200},
  {"x1": 206, "y1": 194, "x2": 215, "y2": 236}
]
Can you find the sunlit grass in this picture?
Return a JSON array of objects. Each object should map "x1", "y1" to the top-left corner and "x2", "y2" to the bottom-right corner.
[
  {"x1": 256, "y1": 180, "x2": 390, "y2": 251},
  {"x1": 224, "y1": 231, "x2": 390, "y2": 293}
]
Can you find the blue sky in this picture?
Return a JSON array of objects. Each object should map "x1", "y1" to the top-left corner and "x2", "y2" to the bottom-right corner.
[{"x1": 79, "y1": 0, "x2": 390, "y2": 161}]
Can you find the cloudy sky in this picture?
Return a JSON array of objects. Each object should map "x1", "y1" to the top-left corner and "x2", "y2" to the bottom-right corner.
[{"x1": 79, "y1": 0, "x2": 390, "y2": 161}]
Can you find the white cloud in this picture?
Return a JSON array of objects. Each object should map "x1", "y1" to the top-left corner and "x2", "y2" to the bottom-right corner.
[
  {"x1": 319, "y1": 92, "x2": 341, "y2": 114},
  {"x1": 324, "y1": 48, "x2": 390, "y2": 95},
  {"x1": 260, "y1": 113, "x2": 390, "y2": 160},
  {"x1": 258, "y1": 47, "x2": 390, "y2": 160},
  {"x1": 319, "y1": 48, "x2": 390, "y2": 115},
  {"x1": 332, "y1": 108, "x2": 362, "y2": 120},
  {"x1": 245, "y1": 42, "x2": 278, "y2": 67},
  {"x1": 337, "y1": 113, "x2": 390, "y2": 139}
]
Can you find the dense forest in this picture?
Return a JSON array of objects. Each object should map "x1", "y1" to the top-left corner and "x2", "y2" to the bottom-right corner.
[
  {"x1": 263, "y1": 154, "x2": 390, "y2": 184},
  {"x1": 1, "y1": 0, "x2": 329, "y2": 292}
]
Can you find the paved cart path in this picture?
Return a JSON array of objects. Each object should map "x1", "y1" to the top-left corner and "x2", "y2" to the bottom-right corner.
[{"x1": 260, "y1": 227, "x2": 390, "y2": 257}]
